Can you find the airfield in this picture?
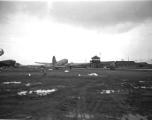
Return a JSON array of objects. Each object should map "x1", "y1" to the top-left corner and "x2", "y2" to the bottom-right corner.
[{"x1": 0, "y1": 67, "x2": 152, "y2": 120}]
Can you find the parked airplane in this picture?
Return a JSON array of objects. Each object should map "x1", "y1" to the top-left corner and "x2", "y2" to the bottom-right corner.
[
  {"x1": 0, "y1": 49, "x2": 17, "y2": 68},
  {"x1": 35, "y1": 56, "x2": 68, "y2": 69},
  {"x1": 68, "y1": 62, "x2": 90, "y2": 69},
  {"x1": 35, "y1": 56, "x2": 90, "y2": 69},
  {"x1": 0, "y1": 59, "x2": 16, "y2": 68}
]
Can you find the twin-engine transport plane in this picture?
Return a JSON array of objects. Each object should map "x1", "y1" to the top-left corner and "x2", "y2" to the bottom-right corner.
[
  {"x1": 0, "y1": 48, "x2": 17, "y2": 68},
  {"x1": 35, "y1": 56, "x2": 68, "y2": 69},
  {"x1": 0, "y1": 59, "x2": 16, "y2": 68},
  {"x1": 35, "y1": 56, "x2": 90, "y2": 69}
]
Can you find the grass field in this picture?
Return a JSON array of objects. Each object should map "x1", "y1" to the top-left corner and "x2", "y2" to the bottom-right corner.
[{"x1": 0, "y1": 68, "x2": 152, "y2": 120}]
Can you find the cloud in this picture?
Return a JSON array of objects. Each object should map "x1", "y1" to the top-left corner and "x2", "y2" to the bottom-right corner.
[
  {"x1": 50, "y1": 1, "x2": 152, "y2": 31},
  {"x1": 1, "y1": 1, "x2": 152, "y2": 64},
  {"x1": 1, "y1": 1, "x2": 152, "y2": 32},
  {"x1": 0, "y1": 1, "x2": 49, "y2": 24}
]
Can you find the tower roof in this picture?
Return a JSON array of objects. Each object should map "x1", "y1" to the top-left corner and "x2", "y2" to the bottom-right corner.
[{"x1": 91, "y1": 56, "x2": 100, "y2": 59}]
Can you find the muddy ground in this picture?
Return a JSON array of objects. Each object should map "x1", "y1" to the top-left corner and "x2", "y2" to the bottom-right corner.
[{"x1": 0, "y1": 68, "x2": 152, "y2": 120}]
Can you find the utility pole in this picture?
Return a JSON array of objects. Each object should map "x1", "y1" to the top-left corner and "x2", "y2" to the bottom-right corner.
[
  {"x1": 100, "y1": 52, "x2": 101, "y2": 62},
  {"x1": 149, "y1": 47, "x2": 151, "y2": 64}
]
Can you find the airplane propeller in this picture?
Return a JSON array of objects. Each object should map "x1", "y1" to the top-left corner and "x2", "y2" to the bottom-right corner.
[{"x1": 0, "y1": 48, "x2": 4, "y2": 56}]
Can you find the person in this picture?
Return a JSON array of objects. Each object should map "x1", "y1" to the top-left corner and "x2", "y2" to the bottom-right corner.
[{"x1": 42, "y1": 69, "x2": 47, "y2": 77}]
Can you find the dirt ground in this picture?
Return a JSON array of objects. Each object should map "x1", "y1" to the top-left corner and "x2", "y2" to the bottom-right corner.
[{"x1": 0, "y1": 68, "x2": 152, "y2": 120}]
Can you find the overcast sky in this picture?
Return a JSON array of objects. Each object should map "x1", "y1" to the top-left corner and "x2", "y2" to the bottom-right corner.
[{"x1": 0, "y1": 0, "x2": 152, "y2": 64}]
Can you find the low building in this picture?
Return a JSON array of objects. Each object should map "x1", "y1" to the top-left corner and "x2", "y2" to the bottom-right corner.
[
  {"x1": 100, "y1": 61, "x2": 115, "y2": 68},
  {"x1": 136, "y1": 62, "x2": 149, "y2": 68},
  {"x1": 89, "y1": 56, "x2": 151, "y2": 69},
  {"x1": 115, "y1": 61, "x2": 136, "y2": 68},
  {"x1": 148, "y1": 64, "x2": 152, "y2": 68}
]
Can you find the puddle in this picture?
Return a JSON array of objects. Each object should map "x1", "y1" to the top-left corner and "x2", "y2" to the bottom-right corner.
[
  {"x1": 66, "y1": 112, "x2": 94, "y2": 119},
  {"x1": 121, "y1": 113, "x2": 148, "y2": 120},
  {"x1": 139, "y1": 81, "x2": 145, "y2": 82},
  {"x1": 66, "y1": 112, "x2": 148, "y2": 120},
  {"x1": 66, "y1": 112, "x2": 122, "y2": 119},
  {"x1": 18, "y1": 91, "x2": 27, "y2": 95},
  {"x1": 18, "y1": 89, "x2": 57, "y2": 96},
  {"x1": 100, "y1": 90, "x2": 116, "y2": 94},
  {"x1": 35, "y1": 89, "x2": 56, "y2": 96},
  {"x1": 65, "y1": 70, "x2": 69, "y2": 72},
  {"x1": 25, "y1": 82, "x2": 41, "y2": 86},
  {"x1": 101, "y1": 90, "x2": 111, "y2": 94},
  {"x1": 134, "y1": 86, "x2": 152, "y2": 89},
  {"x1": 88, "y1": 73, "x2": 98, "y2": 76},
  {"x1": 3, "y1": 81, "x2": 21, "y2": 84},
  {"x1": 25, "y1": 83, "x2": 30, "y2": 86},
  {"x1": 141, "y1": 86, "x2": 152, "y2": 89},
  {"x1": 141, "y1": 86, "x2": 146, "y2": 89},
  {"x1": 100, "y1": 90, "x2": 128, "y2": 94}
]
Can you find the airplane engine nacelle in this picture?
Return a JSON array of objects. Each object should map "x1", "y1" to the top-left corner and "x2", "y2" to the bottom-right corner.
[{"x1": 0, "y1": 48, "x2": 4, "y2": 56}]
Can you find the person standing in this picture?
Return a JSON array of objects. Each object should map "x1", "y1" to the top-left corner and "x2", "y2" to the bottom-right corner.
[{"x1": 42, "y1": 69, "x2": 47, "y2": 77}]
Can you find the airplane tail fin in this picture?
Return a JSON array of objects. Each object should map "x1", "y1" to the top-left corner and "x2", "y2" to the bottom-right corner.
[{"x1": 52, "y1": 56, "x2": 57, "y2": 68}]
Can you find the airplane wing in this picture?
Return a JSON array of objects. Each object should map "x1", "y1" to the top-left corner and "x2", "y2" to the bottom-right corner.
[
  {"x1": 35, "y1": 62, "x2": 67, "y2": 69},
  {"x1": 35, "y1": 62, "x2": 53, "y2": 67},
  {"x1": 35, "y1": 62, "x2": 52, "y2": 65},
  {"x1": 68, "y1": 63, "x2": 90, "y2": 68},
  {"x1": 55, "y1": 66, "x2": 66, "y2": 68},
  {"x1": 69, "y1": 63, "x2": 89, "y2": 66}
]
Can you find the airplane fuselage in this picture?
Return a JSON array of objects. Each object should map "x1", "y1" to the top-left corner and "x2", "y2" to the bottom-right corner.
[
  {"x1": 55, "y1": 59, "x2": 68, "y2": 66},
  {"x1": 0, "y1": 60, "x2": 16, "y2": 67}
]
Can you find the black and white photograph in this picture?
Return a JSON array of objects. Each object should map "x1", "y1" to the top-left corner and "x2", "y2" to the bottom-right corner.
[{"x1": 0, "y1": 0, "x2": 152, "y2": 119}]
